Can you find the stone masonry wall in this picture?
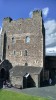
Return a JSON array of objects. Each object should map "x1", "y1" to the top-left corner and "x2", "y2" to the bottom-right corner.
[{"x1": 1, "y1": 10, "x2": 44, "y2": 67}]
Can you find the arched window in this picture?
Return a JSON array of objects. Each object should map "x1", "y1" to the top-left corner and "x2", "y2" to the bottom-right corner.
[{"x1": 25, "y1": 36, "x2": 30, "y2": 43}]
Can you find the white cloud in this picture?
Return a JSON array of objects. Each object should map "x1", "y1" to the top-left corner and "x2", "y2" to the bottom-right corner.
[
  {"x1": 42, "y1": 7, "x2": 49, "y2": 17},
  {"x1": 44, "y1": 19, "x2": 56, "y2": 47},
  {"x1": 29, "y1": 11, "x2": 33, "y2": 18},
  {"x1": 0, "y1": 27, "x2": 2, "y2": 34},
  {"x1": 44, "y1": 20, "x2": 56, "y2": 34},
  {"x1": 44, "y1": 19, "x2": 56, "y2": 55}
]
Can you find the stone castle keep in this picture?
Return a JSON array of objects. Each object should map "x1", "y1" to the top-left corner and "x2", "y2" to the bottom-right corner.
[{"x1": 0, "y1": 10, "x2": 45, "y2": 88}]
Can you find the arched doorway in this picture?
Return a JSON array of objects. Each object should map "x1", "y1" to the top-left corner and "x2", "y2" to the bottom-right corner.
[
  {"x1": 0, "y1": 68, "x2": 9, "y2": 81},
  {"x1": 0, "y1": 68, "x2": 6, "y2": 80}
]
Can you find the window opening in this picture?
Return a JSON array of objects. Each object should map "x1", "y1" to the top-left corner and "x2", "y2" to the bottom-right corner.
[
  {"x1": 13, "y1": 50, "x2": 16, "y2": 55},
  {"x1": 26, "y1": 36, "x2": 30, "y2": 43},
  {"x1": 12, "y1": 37, "x2": 14, "y2": 43},
  {"x1": 8, "y1": 45, "x2": 9, "y2": 49},
  {"x1": 25, "y1": 50, "x2": 27, "y2": 56},
  {"x1": 25, "y1": 63, "x2": 28, "y2": 66}
]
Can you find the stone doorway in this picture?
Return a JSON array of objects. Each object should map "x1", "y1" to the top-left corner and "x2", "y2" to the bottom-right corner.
[
  {"x1": 0, "y1": 68, "x2": 9, "y2": 81},
  {"x1": 0, "y1": 68, "x2": 6, "y2": 88},
  {"x1": 23, "y1": 73, "x2": 35, "y2": 88},
  {"x1": 0, "y1": 68, "x2": 10, "y2": 88},
  {"x1": 0, "y1": 68, "x2": 6, "y2": 80}
]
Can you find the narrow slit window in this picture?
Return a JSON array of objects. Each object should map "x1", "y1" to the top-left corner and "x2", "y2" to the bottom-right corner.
[
  {"x1": 13, "y1": 50, "x2": 16, "y2": 55},
  {"x1": 8, "y1": 45, "x2": 9, "y2": 49},
  {"x1": 25, "y1": 50, "x2": 27, "y2": 56},
  {"x1": 12, "y1": 37, "x2": 14, "y2": 43}
]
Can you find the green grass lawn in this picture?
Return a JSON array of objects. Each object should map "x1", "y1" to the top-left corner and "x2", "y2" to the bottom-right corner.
[{"x1": 0, "y1": 89, "x2": 49, "y2": 100}]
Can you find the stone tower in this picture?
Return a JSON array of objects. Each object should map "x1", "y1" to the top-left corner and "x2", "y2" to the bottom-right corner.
[{"x1": 1, "y1": 10, "x2": 45, "y2": 67}]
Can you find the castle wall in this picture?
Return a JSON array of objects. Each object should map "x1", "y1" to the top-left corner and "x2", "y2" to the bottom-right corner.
[
  {"x1": 1, "y1": 10, "x2": 45, "y2": 67},
  {"x1": 10, "y1": 73, "x2": 40, "y2": 88},
  {"x1": 31, "y1": 73, "x2": 40, "y2": 87}
]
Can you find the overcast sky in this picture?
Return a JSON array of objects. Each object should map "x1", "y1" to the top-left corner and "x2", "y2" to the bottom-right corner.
[{"x1": 0, "y1": 0, "x2": 56, "y2": 54}]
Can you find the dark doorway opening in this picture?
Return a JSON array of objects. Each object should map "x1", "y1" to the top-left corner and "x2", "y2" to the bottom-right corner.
[
  {"x1": 0, "y1": 68, "x2": 9, "y2": 81},
  {"x1": 0, "y1": 68, "x2": 6, "y2": 88},
  {"x1": 0, "y1": 68, "x2": 6, "y2": 80},
  {"x1": 23, "y1": 73, "x2": 35, "y2": 88},
  {"x1": 0, "y1": 68, "x2": 9, "y2": 89},
  {"x1": 6, "y1": 71, "x2": 9, "y2": 80}
]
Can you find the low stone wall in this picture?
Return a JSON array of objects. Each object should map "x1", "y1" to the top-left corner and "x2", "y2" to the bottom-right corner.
[{"x1": 10, "y1": 76, "x2": 23, "y2": 89}]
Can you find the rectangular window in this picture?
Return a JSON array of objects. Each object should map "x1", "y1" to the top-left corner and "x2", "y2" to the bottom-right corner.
[
  {"x1": 25, "y1": 50, "x2": 27, "y2": 56},
  {"x1": 26, "y1": 36, "x2": 30, "y2": 43}
]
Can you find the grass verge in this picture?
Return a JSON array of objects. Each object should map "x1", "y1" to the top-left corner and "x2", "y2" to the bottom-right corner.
[{"x1": 0, "y1": 89, "x2": 50, "y2": 100}]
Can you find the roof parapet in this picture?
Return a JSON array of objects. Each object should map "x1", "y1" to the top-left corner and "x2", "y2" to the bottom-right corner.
[
  {"x1": 3, "y1": 17, "x2": 12, "y2": 22},
  {"x1": 33, "y1": 10, "x2": 42, "y2": 17}
]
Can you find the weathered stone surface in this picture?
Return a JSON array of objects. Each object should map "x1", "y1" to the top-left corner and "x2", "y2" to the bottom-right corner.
[
  {"x1": 10, "y1": 66, "x2": 42, "y2": 88},
  {"x1": 1, "y1": 10, "x2": 45, "y2": 88},
  {"x1": 1, "y1": 10, "x2": 45, "y2": 68}
]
